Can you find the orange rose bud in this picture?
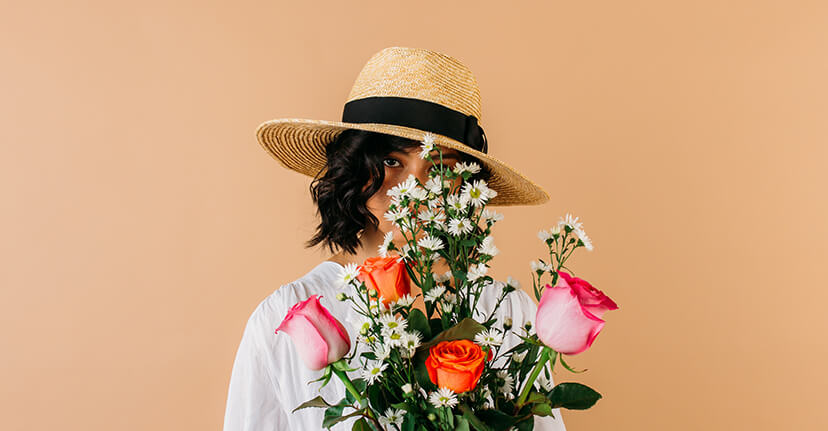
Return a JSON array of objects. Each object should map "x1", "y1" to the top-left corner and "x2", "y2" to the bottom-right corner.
[
  {"x1": 357, "y1": 256, "x2": 411, "y2": 306},
  {"x1": 425, "y1": 339, "x2": 491, "y2": 393}
]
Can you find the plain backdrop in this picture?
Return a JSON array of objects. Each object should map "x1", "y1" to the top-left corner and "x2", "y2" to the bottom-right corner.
[{"x1": 2, "y1": 1, "x2": 827, "y2": 430}]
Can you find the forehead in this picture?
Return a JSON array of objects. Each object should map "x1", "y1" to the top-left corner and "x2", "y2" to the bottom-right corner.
[{"x1": 398, "y1": 145, "x2": 462, "y2": 158}]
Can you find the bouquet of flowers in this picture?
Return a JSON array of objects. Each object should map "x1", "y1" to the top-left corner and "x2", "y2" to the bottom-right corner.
[{"x1": 276, "y1": 133, "x2": 620, "y2": 430}]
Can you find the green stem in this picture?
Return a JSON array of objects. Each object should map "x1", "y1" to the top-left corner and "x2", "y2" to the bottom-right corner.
[
  {"x1": 330, "y1": 365, "x2": 364, "y2": 406},
  {"x1": 516, "y1": 347, "x2": 551, "y2": 406}
]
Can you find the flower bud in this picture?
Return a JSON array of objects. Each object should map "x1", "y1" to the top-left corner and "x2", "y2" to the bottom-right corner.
[
  {"x1": 336, "y1": 292, "x2": 347, "y2": 301},
  {"x1": 427, "y1": 413, "x2": 437, "y2": 421},
  {"x1": 402, "y1": 383, "x2": 413, "y2": 394},
  {"x1": 502, "y1": 318, "x2": 513, "y2": 330},
  {"x1": 524, "y1": 321, "x2": 533, "y2": 331}
]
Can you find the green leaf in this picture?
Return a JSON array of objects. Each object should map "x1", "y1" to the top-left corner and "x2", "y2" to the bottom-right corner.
[
  {"x1": 291, "y1": 396, "x2": 333, "y2": 413},
  {"x1": 459, "y1": 404, "x2": 492, "y2": 431},
  {"x1": 525, "y1": 391, "x2": 546, "y2": 405},
  {"x1": 367, "y1": 384, "x2": 387, "y2": 412},
  {"x1": 407, "y1": 308, "x2": 431, "y2": 339},
  {"x1": 547, "y1": 382, "x2": 602, "y2": 410},
  {"x1": 455, "y1": 415, "x2": 471, "y2": 431},
  {"x1": 413, "y1": 349, "x2": 437, "y2": 391},
  {"x1": 417, "y1": 318, "x2": 486, "y2": 351},
  {"x1": 321, "y1": 405, "x2": 345, "y2": 428},
  {"x1": 351, "y1": 417, "x2": 372, "y2": 431},
  {"x1": 515, "y1": 417, "x2": 535, "y2": 431},
  {"x1": 531, "y1": 402, "x2": 554, "y2": 416},
  {"x1": 475, "y1": 408, "x2": 515, "y2": 431},
  {"x1": 402, "y1": 413, "x2": 416, "y2": 431}
]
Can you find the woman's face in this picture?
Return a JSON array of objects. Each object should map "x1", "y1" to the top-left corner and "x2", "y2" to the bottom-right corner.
[{"x1": 365, "y1": 145, "x2": 462, "y2": 242}]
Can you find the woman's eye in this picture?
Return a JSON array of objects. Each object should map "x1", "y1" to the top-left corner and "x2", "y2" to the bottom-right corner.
[{"x1": 383, "y1": 158, "x2": 401, "y2": 168}]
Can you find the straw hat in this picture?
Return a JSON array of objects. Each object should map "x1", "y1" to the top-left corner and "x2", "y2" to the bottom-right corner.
[{"x1": 256, "y1": 46, "x2": 549, "y2": 206}]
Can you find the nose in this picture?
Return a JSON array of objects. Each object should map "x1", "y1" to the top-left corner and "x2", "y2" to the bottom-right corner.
[{"x1": 405, "y1": 159, "x2": 432, "y2": 186}]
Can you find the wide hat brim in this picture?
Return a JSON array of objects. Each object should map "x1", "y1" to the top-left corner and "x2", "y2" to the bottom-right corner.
[{"x1": 256, "y1": 118, "x2": 550, "y2": 206}]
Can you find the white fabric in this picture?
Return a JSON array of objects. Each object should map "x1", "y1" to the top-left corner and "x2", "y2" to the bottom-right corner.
[{"x1": 223, "y1": 261, "x2": 567, "y2": 431}]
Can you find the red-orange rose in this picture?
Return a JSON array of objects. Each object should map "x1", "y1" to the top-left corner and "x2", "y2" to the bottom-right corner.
[
  {"x1": 357, "y1": 256, "x2": 411, "y2": 306},
  {"x1": 425, "y1": 339, "x2": 491, "y2": 393}
]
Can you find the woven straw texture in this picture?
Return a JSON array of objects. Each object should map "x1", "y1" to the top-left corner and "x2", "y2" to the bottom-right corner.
[{"x1": 256, "y1": 46, "x2": 549, "y2": 206}]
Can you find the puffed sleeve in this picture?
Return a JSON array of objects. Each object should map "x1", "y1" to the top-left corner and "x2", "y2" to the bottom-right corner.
[
  {"x1": 223, "y1": 298, "x2": 290, "y2": 431},
  {"x1": 507, "y1": 290, "x2": 568, "y2": 431}
]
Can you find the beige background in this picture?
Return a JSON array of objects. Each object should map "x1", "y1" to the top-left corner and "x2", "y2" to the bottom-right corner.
[{"x1": 2, "y1": 1, "x2": 826, "y2": 430}]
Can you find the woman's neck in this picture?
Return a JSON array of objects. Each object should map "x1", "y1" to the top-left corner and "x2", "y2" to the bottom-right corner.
[{"x1": 327, "y1": 227, "x2": 384, "y2": 266}]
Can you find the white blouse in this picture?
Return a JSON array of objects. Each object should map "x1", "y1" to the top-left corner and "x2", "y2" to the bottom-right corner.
[{"x1": 222, "y1": 261, "x2": 567, "y2": 430}]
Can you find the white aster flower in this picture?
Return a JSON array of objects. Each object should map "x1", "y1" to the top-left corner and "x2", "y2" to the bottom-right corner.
[
  {"x1": 378, "y1": 231, "x2": 394, "y2": 257},
  {"x1": 538, "y1": 229, "x2": 551, "y2": 242},
  {"x1": 362, "y1": 360, "x2": 387, "y2": 384},
  {"x1": 408, "y1": 186, "x2": 429, "y2": 202},
  {"x1": 474, "y1": 328, "x2": 503, "y2": 348},
  {"x1": 447, "y1": 217, "x2": 473, "y2": 236},
  {"x1": 467, "y1": 263, "x2": 488, "y2": 282},
  {"x1": 549, "y1": 224, "x2": 562, "y2": 235},
  {"x1": 530, "y1": 260, "x2": 553, "y2": 273},
  {"x1": 417, "y1": 208, "x2": 446, "y2": 225},
  {"x1": 433, "y1": 270, "x2": 452, "y2": 284},
  {"x1": 379, "y1": 407, "x2": 406, "y2": 427},
  {"x1": 453, "y1": 161, "x2": 481, "y2": 176},
  {"x1": 419, "y1": 132, "x2": 437, "y2": 159},
  {"x1": 480, "y1": 209, "x2": 504, "y2": 222},
  {"x1": 338, "y1": 263, "x2": 360, "y2": 286},
  {"x1": 477, "y1": 235, "x2": 499, "y2": 256},
  {"x1": 429, "y1": 387, "x2": 458, "y2": 408},
  {"x1": 446, "y1": 194, "x2": 469, "y2": 212},
  {"x1": 384, "y1": 207, "x2": 410, "y2": 223},
  {"x1": 461, "y1": 179, "x2": 497, "y2": 207},
  {"x1": 418, "y1": 234, "x2": 444, "y2": 252},
  {"x1": 506, "y1": 276, "x2": 521, "y2": 289},
  {"x1": 443, "y1": 292, "x2": 457, "y2": 305},
  {"x1": 399, "y1": 331, "x2": 422, "y2": 358},
  {"x1": 392, "y1": 293, "x2": 416, "y2": 309},
  {"x1": 424, "y1": 285, "x2": 446, "y2": 302},
  {"x1": 372, "y1": 343, "x2": 392, "y2": 361},
  {"x1": 575, "y1": 228, "x2": 594, "y2": 251},
  {"x1": 387, "y1": 175, "x2": 419, "y2": 201},
  {"x1": 558, "y1": 213, "x2": 583, "y2": 231},
  {"x1": 424, "y1": 177, "x2": 445, "y2": 194},
  {"x1": 512, "y1": 351, "x2": 528, "y2": 364},
  {"x1": 536, "y1": 370, "x2": 555, "y2": 391},
  {"x1": 496, "y1": 370, "x2": 515, "y2": 397},
  {"x1": 379, "y1": 314, "x2": 407, "y2": 335}
]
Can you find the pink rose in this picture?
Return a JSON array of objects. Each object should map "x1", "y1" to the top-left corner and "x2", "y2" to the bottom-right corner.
[
  {"x1": 275, "y1": 295, "x2": 351, "y2": 370},
  {"x1": 536, "y1": 271, "x2": 619, "y2": 355}
]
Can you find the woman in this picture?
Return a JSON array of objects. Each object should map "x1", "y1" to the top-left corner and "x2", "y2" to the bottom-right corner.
[{"x1": 223, "y1": 47, "x2": 567, "y2": 430}]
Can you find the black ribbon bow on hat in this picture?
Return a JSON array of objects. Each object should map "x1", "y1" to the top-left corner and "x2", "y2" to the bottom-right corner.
[{"x1": 341, "y1": 96, "x2": 489, "y2": 154}]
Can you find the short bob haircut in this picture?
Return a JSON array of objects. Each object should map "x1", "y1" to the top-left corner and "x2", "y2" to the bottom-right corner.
[{"x1": 307, "y1": 129, "x2": 491, "y2": 254}]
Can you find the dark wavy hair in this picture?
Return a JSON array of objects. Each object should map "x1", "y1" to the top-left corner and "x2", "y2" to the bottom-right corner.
[{"x1": 307, "y1": 129, "x2": 490, "y2": 254}]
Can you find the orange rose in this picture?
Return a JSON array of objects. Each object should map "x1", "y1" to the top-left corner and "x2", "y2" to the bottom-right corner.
[
  {"x1": 357, "y1": 256, "x2": 411, "y2": 306},
  {"x1": 425, "y1": 339, "x2": 491, "y2": 393}
]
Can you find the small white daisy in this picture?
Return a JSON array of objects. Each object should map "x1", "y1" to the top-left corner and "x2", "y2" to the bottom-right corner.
[
  {"x1": 549, "y1": 224, "x2": 562, "y2": 235},
  {"x1": 446, "y1": 194, "x2": 469, "y2": 212},
  {"x1": 447, "y1": 217, "x2": 473, "y2": 236},
  {"x1": 419, "y1": 133, "x2": 437, "y2": 159},
  {"x1": 512, "y1": 351, "x2": 528, "y2": 363},
  {"x1": 506, "y1": 276, "x2": 521, "y2": 289},
  {"x1": 384, "y1": 207, "x2": 410, "y2": 223},
  {"x1": 461, "y1": 179, "x2": 497, "y2": 207},
  {"x1": 480, "y1": 209, "x2": 504, "y2": 222},
  {"x1": 338, "y1": 263, "x2": 360, "y2": 286},
  {"x1": 538, "y1": 229, "x2": 552, "y2": 242},
  {"x1": 362, "y1": 360, "x2": 387, "y2": 384},
  {"x1": 379, "y1": 407, "x2": 406, "y2": 427},
  {"x1": 429, "y1": 387, "x2": 458, "y2": 408},
  {"x1": 424, "y1": 177, "x2": 445, "y2": 195},
  {"x1": 387, "y1": 175, "x2": 419, "y2": 201},
  {"x1": 474, "y1": 328, "x2": 503, "y2": 348},
  {"x1": 392, "y1": 293, "x2": 416, "y2": 308},
  {"x1": 372, "y1": 343, "x2": 392, "y2": 361},
  {"x1": 496, "y1": 370, "x2": 515, "y2": 397},
  {"x1": 418, "y1": 234, "x2": 444, "y2": 252},
  {"x1": 424, "y1": 285, "x2": 446, "y2": 302},
  {"x1": 536, "y1": 370, "x2": 555, "y2": 391},
  {"x1": 558, "y1": 213, "x2": 583, "y2": 231},
  {"x1": 477, "y1": 235, "x2": 499, "y2": 256},
  {"x1": 378, "y1": 231, "x2": 394, "y2": 257},
  {"x1": 433, "y1": 270, "x2": 452, "y2": 284},
  {"x1": 401, "y1": 383, "x2": 414, "y2": 394},
  {"x1": 467, "y1": 263, "x2": 488, "y2": 282},
  {"x1": 417, "y1": 208, "x2": 446, "y2": 224},
  {"x1": 408, "y1": 186, "x2": 429, "y2": 202},
  {"x1": 530, "y1": 260, "x2": 553, "y2": 273},
  {"x1": 443, "y1": 292, "x2": 457, "y2": 305},
  {"x1": 379, "y1": 314, "x2": 407, "y2": 335},
  {"x1": 575, "y1": 228, "x2": 594, "y2": 251},
  {"x1": 453, "y1": 161, "x2": 481, "y2": 176},
  {"x1": 399, "y1": 331, "x2": 422, "y2": 358}
]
